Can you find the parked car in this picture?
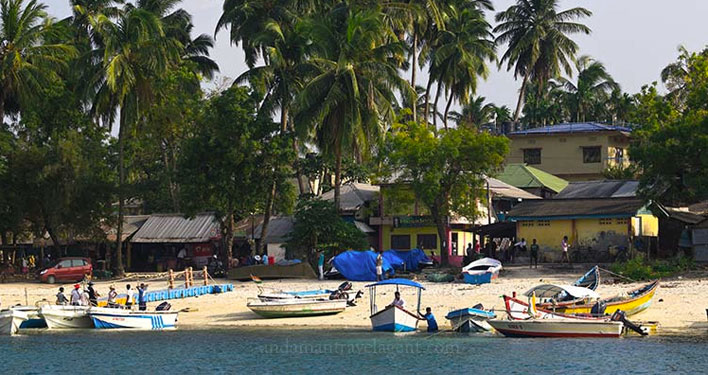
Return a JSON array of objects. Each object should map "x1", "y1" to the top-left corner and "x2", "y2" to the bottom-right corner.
[{"x1": 39, "y1": 257, "x2": 92, "y2": 284}]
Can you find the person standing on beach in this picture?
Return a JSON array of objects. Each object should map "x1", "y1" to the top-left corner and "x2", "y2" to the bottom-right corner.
[
  {"x1": 530, "y1": 239, "x2": 539, "y2": 269},
  {"x1": 317, "y1": 251, "x2": 325, "y2": 280},
  {"x1": 137, "y1": 284, "x2": 148, "y2": 311},
  {"x1": 56, "y1": 287, "x2": 69, "y2": 305},
  {"x1": 70, "y1": 284, "x2": 82, "y2": 306},
  {"x1": 376, "y1": 250, "x2": 384, "y2": 281},
  {"x1": 561, "y1": 236, "x2": 571, "y2": 265}
]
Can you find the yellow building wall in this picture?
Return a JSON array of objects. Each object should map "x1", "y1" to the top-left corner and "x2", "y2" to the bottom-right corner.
[
  {"x1": 381, "y1": 225, "x2": 471, "y2": 256},
  {"x1": 574, "y1": 218, "x2": 629, "y2": 248},
  {"x1": 516, "y1": 219, "x2": 573, "y2": 251},
  {"x1": 636, "y1": 214, "x2": 659, "y2": 237},
  {"x1": 506, "y1": 132, "x2": 631, "y2": 180}
]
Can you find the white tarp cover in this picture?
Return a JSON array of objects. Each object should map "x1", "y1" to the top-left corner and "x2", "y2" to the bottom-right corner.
[
  {"x1": 462, "y1": 257, "x2": 502, "y2": 272},
  {"x1": 523, "y1": 284, "x2": 600, "y2": 299}
]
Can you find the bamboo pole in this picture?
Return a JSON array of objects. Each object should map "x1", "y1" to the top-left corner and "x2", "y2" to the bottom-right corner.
[
  {"x1": 168, "y1": 269, "x2": 174, "y2": 289},
  {"x1": 203, "y1": 266, "x2": 208, "y2": 286}
]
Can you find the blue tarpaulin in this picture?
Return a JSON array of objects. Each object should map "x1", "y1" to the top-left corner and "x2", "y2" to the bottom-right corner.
[
  {"x1": 384, "y1": 249, "x2": 431, "y2": 272},
  {"x1": 332, "y1": 250, "x2": 394, "y2": 281}
]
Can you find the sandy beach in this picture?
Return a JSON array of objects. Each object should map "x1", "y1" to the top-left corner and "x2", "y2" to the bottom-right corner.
[{"x1": 2, "y1": 265, "x2": 707, "y2": 333}]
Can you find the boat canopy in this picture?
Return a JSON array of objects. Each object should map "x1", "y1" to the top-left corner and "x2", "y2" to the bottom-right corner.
[
  {"x1": 523, "y1": 284, "x2": 599, "y2": 299},
  {"x1": 366, "y1": 278, "x2": 425, "y2": 290},
  {"x1": 462, "y1": 257, "x2": 502, "y2": 272}
]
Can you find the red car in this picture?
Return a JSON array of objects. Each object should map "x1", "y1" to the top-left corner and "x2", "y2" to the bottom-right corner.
[{"x1": 39, "y1": 257, "x2": 93, "y2": 284}]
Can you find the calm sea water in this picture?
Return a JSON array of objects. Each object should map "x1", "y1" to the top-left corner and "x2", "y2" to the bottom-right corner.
[{"x1": 2, "y1": 328, "x2": 707, "y2": 374}]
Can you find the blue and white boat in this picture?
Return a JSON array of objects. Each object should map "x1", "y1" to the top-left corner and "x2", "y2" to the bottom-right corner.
[
  {"x1": 445, "y1": 307, "x2": 496, "y2": 332},
  {"x1": 461, "y1": 258, "x2": 502, "y2": 285},
  {"x1": 366, "y1": 279, "x2": 424, "y2": 332},
  {"x1": 89, "y1": 307, "x2": 178, "y2": 330}
]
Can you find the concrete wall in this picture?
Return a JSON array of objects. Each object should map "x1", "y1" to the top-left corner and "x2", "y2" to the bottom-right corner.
[
  {"x1": 506, "y1": 132, "x2": 631, "y2": 181},
  {"x1": 381, "y1": 225, "x2": 473, "y2": 256}
]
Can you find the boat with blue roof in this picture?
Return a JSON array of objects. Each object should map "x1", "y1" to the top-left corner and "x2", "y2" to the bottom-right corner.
[{"x1": 367, "y1": 278, "x2": 424, "y2": 332}]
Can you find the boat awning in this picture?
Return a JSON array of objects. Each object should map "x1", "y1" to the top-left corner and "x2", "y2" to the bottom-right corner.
[
  {"x1": 366, "y1": 278, "x2": 425, "y2": 289},
  {"x1": 523, "y1": 284, "x2": 599, "y2": 299}
]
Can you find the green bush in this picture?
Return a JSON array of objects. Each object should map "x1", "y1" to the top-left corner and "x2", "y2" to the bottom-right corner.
[{"x1": 610, "y1": 256, "x2": 695, "y2": 281}]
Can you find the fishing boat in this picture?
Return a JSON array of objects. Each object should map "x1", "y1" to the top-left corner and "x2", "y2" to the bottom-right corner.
[
  {"x1": 257, "y1": 289, "x2": 333, "y2": 302},
  {"x1": 524, "y1": 284, "x2": 600, "y2": 308},
  {"x1": 574, "y1": 265, "x2": 600, "y2": 291},
  {"x1": 12, "y1": 306, "x2": 47, "y2": 329},
  {"x1": 89, "y1": 307, "x2": 178, "y2": 329},
  {"x1": 40, "y1": 305, "x2": 93, "y2": 329},
  {"x1": 533, "y1": 280, "x2": 660, "y2": 316},
  {"x1": 366, "y1": 279, "x2": 424, "y2": 332},
  {"x1": 488, "y1": 318, "x2": 624, "y2": 338},
  {"x1": 247, "y1": 298, "x2": 348, "y2": 318},
  {"x1": 461, "y1": 258, "x2": 502, "y2": 285},
  {"x1": 445, "y1": 306, "x2": 496, "y2": 332},
  {"x1": 0, "y1": 309, "x2": 28, "y2": 336}
]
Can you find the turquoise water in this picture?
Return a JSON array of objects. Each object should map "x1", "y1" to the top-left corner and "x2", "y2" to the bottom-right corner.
[{"x1": 2, "y1": 329, "x2": 707, "y2": 374}]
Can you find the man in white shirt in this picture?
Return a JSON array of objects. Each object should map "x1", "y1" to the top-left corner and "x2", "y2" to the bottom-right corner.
[
  {"x1": 388, "y1": 291, "x2": 405, "y2": 309},
  {"x1": 177, "y1": 248, "x2": 187, "y2": 270},
  {"x1": 70, "y1": 284, "x2": 82, "y2": 306}
]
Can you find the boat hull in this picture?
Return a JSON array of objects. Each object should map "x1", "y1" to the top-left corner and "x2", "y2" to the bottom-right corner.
[
  {"x1": 89, "y1": 307, "x2": 178, "y2": 329},
  {"x1": 247, "y1": 299, "x2": 347, "y2": 318},
  {"x1": 489, "y1": 319, "x2": 624, "y2": 338},
  {"x1": 446, "y1": 308, "x2": 496, "y2": 332},
  {"x1": 537, "y1": 281, "x2": 659, "y2": 316},
  {"x1": 40, "y1": 306, "x2": 93, "y2": 329},
  {"x1": 370, "y1": 305, "x2": 419, "y2": 332},
  {"x1": 462, "y1": 271, "x2": 496, "y2": 285},
  {"x1": 0, "y1": 310, "x2": 26, "y2": 336}
]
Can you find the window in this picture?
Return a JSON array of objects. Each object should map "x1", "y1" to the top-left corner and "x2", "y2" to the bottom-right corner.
[
  {"x1": 416, "y1": 234, "x2": 437, "y2": 250},
  {"x1": 520, "y1": 221, "x2": 534, "y2": 227},
  {"x1": 599, "y1": 218, "x2": 613, "y2": 225},
  {"x1": 71, "y1": 259, "x2": 84, "y2": 267},
  {"x1": 536, "y1": 220, "x2": 551, "y2": 227},
  {"x1": 58, "y1": 260, "x2": 72, "y2": 268},
  {"x1": 391, "y1": 235, "x2": 411, "y2": 250},
  {"x1": 616, "y1": 218, "x2": 629, "y2": 225},
  {"x1": 523, "y1": 148, "x2": 542, "y2": 165},
  {"x1": 582, "y1": 146, "x2": 601, "y2": 163},
  {"x1": 559, "y1": 137, "x2": 567, "y2": 143}
]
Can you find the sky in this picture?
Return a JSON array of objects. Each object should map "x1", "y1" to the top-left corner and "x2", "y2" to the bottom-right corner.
[{"x1": 43, "y1": 0, "x2": 708, "y2": 111}]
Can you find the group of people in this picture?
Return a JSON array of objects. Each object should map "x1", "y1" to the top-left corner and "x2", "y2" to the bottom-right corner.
[{"x1": 55, "y1": 282, "x2": 149, "y2": 311}]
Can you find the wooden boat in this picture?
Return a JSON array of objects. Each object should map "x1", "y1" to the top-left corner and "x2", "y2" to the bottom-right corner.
[
  {"x1": 40, "y1": 305, "x2": 93, "y2": 329},
  {"x1": 488, "y1": 318, "x2": 624, "y2": 338},
  {"x1": 445, "y1": 307, "x2": 496, "y2": 332},
  {"x1": 247, "y1": 298, "x2": 347, "y2": 318},
  {"x1": 89, "y1": 307, "x2": 178, "y2": 329},
  {"x1": 461, "y1": 258, "x2": 501, "y2": 285},
  {"x1": 257, "y1": 289, "x2": 333, "y2": 302},
  {"x1": 366, "y1": 279, "x2": 424, "y2": 332},
  {"x1": 534, "y1": 280, "x2": 660, "y2": 316},
  {"x1": 574, "y1": 265, "x2": 600, "y2": 291}
]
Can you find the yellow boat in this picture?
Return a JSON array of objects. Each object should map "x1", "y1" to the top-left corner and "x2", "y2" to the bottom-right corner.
[{"x1": 537, "y1": 280, "x2": 660, "y2": 316}]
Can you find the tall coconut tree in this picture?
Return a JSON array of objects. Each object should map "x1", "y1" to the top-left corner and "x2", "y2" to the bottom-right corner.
[
  {"x1": 557, "y1": 55, "x2": 619, "y2": 122},
  {"x1": 90, "y1": 6, "x2": 181, "y2": 275},
  {"x1": 494, "y1": 0, "x2": 591, "y2": 124},
  {"x1": 295, "y1": 6, "x2": 412, "y2": 210},
  {"x1": 0, "y1": 0, "x2": 76, "y2": 122}
]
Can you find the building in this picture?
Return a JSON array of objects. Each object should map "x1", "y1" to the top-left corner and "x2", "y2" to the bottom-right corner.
[
  {"x1": 369, "y1": 178, "x2": 540, "y2": 266},
  {"x1": 505, "y1": 123, "x2": 632, "y2": 181},
  {"x1": 507, "y1": 180, "x2": 659, "y2": 261},
  {"x1": 496, "y1": 163, "x2": 569, "y2": 199}
]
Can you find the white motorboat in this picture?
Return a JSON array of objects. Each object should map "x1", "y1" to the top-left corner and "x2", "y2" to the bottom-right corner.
[
  {"x1": 366, "y1": 279, "x2": 425, "y2": 332},
  {"x1": 247, "y1": 298, "x2": 348, "y2": 318},
  {"x1": 461, "y1": 258, "x2": 502, "y2": 285},
  {"x1": 0, "y1": 309, "x2": 28, "y2": 336},
  {"x1": 89, "y1": 307, "x2": 178, "y2": 329},
  {"x1": 488, "y1": 318, "x2": 624, "y2": 338},
  {"x1": 40, "y1": 305, "x2": 93, "y2": 329}
]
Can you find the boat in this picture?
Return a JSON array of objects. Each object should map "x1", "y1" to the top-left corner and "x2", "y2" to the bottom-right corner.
[
  {"x1": 461, "y1": 258, "x2": 502, "y2": 285},
  {"x1": 366, "y1": 278, "x2": 424, "y2": 332},
  {"x1": 257, "y1": 289, "x2": 333, "y2": 301},
  {"x1": 523, "y1": 284, "x2": 600, "y2": 309},
  {"x1": 247, "y1": 298, "x2": 348, "y2": 318},
  {"x1": 0, "y1": 309, "x2": 28, "y2": 336},
  {"x1": 40, "y1": 305, "x2": 93, "y2": 329},
  {"x1": 89, "y1": 307, "x2": 178, "y2": 329},
  {"x1": 445, "y1": 306, "x2": 496, "y2": 332},
  {"x1": 574, "y1": 265, "x2": 600, "y2": 291},
  {"x1": 488, "y1": 318, "x2": 624, "y2": 338},
  {"x1": 12, "y1": 306, "x2": 47, "y2": 329},
  {"x1": 533, "y1": 280, "x2": 660, "y2": 316}
]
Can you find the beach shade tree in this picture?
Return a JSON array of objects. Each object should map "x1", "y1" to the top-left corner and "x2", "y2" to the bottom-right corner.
[
  {"x1": 382, "y1": 120, "x2": 508, "y2": 266},
  {"x1": 294, "y1": 5, "x2": 412, "y2": 212},
  {"x1": 556, "y1": 55, "x2": 619, "y2": 122},
  {"x1": 179, "y1": 86, "x2": 295, "y2": 267},
  {"x1": 494, "y1": 0, "x2": 591, "y2": 124},
  {"x1": 0, "y1": 0, "x2": 77, "y2": 123},
  {"x1": 89, "y1": 4, "x2": 182, "y2": 275}
]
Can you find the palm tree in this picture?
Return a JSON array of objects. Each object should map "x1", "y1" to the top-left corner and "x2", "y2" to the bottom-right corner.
[
  {"x1": 90, "y1": 5, "x2": 181, "y2": 275},
  {"x1": 557, "y1": 55, "x2": 619, "y2": 122},
  {"x1": 447, "y1": 96, "x2": 494, "y2": 128},
  {"x1": 0, "y1": 0, "x2": 76, "y2": 121},
  {"x1": 295, "y1": 6, "x2": 411, "y2": 210},
  {"x1": 492, "y1": 104, "x2": 511, "y2": 127},
  {"x1": 494, "y1": 0, "x2": 591, "y2": 124}
]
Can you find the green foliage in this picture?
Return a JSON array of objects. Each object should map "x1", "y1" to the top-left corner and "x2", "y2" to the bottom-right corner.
[
  {"x1": 285, "y1": 199, "x2": 368, "y2": 260},
  {"x1": 610, "y1": 256, "x2": 695, "y2": 281}
]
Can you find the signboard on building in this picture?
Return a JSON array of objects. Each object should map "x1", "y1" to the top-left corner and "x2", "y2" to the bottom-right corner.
[{"x1": 393, "y1": 216, "x2": 436, "y2": 228}]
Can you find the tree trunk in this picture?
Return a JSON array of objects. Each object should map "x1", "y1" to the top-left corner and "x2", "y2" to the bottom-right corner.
[
  {"x1": 225, "y1": 211, "x2": 234, "y2": 269},
  {"x1": 512, "y1": 73, "x2": 529, "y2": 126},
  {"x1": 115, "y1": 106, "x2": 126, "y2": 276},
  {"x1": 333, "y1": 139, "x2": 342, "y2": 213},
  {"x1": 257, "y1": 179, "x2": 276, "y2": 256},
  {"x1": 162, "y1": 142, "x2": 179, "y2": 212},
  {"x1": 443, "y1": 92, "x2": 454, "y2": 130},
  {"x1": 285, "y1": 107, "x2": 308, "y2": 196},
  {"x1": 432, "y1": 79, "x2": 443, "y2": 129},
  {"x1": 424, "y1": 72, "x2": 434, "y2": 126},
  {"x1": 431, "y1": 207, "x2": 449, "y2": 267},
  {"x1": 411, "y1": 31, "x2": 418, "y2": 123}
]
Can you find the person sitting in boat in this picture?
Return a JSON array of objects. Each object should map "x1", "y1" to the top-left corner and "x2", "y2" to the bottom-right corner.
[
  {"x1": 70, "y1": 284, "x2": 82, "y2": 306},
  {"x1": 107, "y1": 285, "x2": 118, "y2": 308},
  {"x1": 87, "y1": 281, "x2": 100, "y2": 307},
  {"x1": 387, "y1": 291, "x2": 405, "y2": 309},
  {"x1": 420, "y1": 307, "x2": 438, "y2": 332},
  {"x1": 56, "y1": 287, "x2": 69, "y2": 305}
]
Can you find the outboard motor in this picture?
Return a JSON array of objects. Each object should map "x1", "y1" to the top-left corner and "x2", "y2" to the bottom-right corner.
[
  {"x1": 611, "y1": 310, "x2": 647, "y2": 336},
  {"x1": 591, "y1": 300, "x2": 607, "y2": 316},
  {"x1": 338, "y1": 281, "x2": 353, "y2": 292},
  {"x1": 156, "y1": 302, "x2": 172, "y2": 311}
]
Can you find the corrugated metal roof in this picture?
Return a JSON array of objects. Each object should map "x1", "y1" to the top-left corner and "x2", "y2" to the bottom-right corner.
[
  {"x1": 106, "y1": 215, "x2": 150, "y2": 242},
  {"x1": 319, "y1": 182, "x2": 379, "y2": 212},
  {"x1": 508, "y1": 122, "x2": 632, "y2": 136},
  {"x1": 131, "y1": 213, "x2": 221, "y2": 243},
  {"x1": 497, "y1": 164, "x2": 569, "y2": 193},
  {"x1": 252, "y1": 216, "x2": 294, "y2": 243},
  {"x1": 507, "y1": 198, "x2": 645, "y2": 219},
  {"x1": 487, "y1": 177, "x2": 542, "y2": 200},
  {"x1": 555, "y1": 180, "x2": 638, "y2": 199}
]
